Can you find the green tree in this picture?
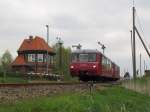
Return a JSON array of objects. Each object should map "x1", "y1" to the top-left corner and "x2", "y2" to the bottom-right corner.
[
  {"x1": 1, "y1": 50, "x2": 13, "y2": 72},
  {"x1": 61, "y1": 47, "x2": 72, "y2": 80},
  {"x1": 52, "y1": 44, "x2": 72, "y2": 80}
]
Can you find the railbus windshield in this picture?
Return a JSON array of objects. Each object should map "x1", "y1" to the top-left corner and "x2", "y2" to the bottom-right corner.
[{"x1": 71, "y1": 53, "x2": 96, "y2": 62}]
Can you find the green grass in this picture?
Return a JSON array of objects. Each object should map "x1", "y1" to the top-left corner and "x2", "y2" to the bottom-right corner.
[
  {"x1": 0, "y1": 87, "x2": 150, "y2": 112},
  {"x1": 0, "y1": 77, "x2": 28, "y2": 83},
  {"x1": 0, "y1": 72, "x2": 28, "y2": 83}
]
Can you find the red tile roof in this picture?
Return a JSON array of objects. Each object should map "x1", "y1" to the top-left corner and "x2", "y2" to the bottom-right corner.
[
  {"x1": 12, "y1": 55, "x2": 26, "y2": 66},
  {"x1": 18, "y1": 36, "x2": 54, "y2": 53}
]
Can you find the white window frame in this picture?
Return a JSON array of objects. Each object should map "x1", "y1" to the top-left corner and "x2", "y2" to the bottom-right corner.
[
  {"x1": 37, "y1": 54, "x2": 43, "y2": 62},
  {"x1": 28, "y1": 54, "x2": 35, "y2": 62}
]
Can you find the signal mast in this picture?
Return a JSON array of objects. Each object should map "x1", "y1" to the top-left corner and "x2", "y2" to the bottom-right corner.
[
  {"x1": 98, "y1": 41, "x2": 106, "y2": 54},
  {"x1": 72, "y1": 44, "x2": 82, "y2": 50}
]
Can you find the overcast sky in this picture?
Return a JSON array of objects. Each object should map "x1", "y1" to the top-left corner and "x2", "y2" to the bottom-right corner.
[{"x1": 0, "y1": 0, "x2": 150, "y2": 76}]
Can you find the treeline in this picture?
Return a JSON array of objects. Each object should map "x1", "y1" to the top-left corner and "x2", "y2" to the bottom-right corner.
[{"x1": 0, "y1": 45, "x2": 73, "y2": 80}]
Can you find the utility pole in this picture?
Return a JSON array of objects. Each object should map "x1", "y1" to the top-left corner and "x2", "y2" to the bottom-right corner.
[
  {"x1": 46, "y1": 25, "x2": 49, "y2": 75},
  {"x1": 98, "y1": 41, "x2": 106, "y2": 54},
  {"x1": 132, "y1": 6, "x2": 136, "y2": 79},
  {"x1": 140, "y1": 53, "x2": 142, "y2": 77},
  {"x1": 130, "y1": 30, "x2": 134, "y2": 74},
  {"x1": 144, "y1": 60, "x2": 145, "y2": 74}
]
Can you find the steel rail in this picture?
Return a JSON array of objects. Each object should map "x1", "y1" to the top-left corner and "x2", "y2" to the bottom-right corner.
[{"x1": 0, "y1": 81, "x2": 121, "y2": 87}]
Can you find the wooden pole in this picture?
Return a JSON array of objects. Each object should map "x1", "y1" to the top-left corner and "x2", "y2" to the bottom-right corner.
[{"x1": 132, "y1": 6, "x2": 136, "y2": 79}]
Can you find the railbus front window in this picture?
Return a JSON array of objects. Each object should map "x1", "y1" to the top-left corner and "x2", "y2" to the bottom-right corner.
[
  {"x1": 88, "y1": 54, "x2": 96, "y2": 62},
  {"x1": 79, "y1": 53, "x2": 96, "y2": 62},
  {"x1": 79, "y1": 54, "x2": 88, "y2": 62},
  {"x1": 71, "y1": 53, "x2": 96, "y2": 62}
]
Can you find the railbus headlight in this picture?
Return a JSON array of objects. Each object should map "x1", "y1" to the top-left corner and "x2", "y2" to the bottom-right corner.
[
  {"x1": 93, "y1": 65, "x2": 96, "y2": 68},
  {"x1": 70, "y1": 65, "x2": 74, "y2": 69}
]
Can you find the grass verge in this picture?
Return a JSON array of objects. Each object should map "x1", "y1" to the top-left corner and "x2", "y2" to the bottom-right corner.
[
  {"x1": 0, "y1": 86, "x2": 150, "y2": 112},
  {"x1": 122, "y1": 76, "x2": 150, "y2": 96},
  {"x1": 0, "y1": 77, "x2": 28, "y2": 83}
]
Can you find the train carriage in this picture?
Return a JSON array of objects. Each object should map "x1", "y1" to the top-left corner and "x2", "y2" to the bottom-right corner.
[{"x1": 70, "y1": 49, "x2": 120, "y2": 81}]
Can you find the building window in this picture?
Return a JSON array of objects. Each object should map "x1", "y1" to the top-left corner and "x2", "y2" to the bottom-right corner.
[
  {"x1": 28, "y1": 54, "x2": 36, "y2": 62},
  {"x1": 37, "y1": 54, "x2": 43, "y2": 62}
]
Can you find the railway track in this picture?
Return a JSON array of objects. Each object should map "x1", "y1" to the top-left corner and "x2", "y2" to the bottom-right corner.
[
  {"x1": 0, "y1": 80, "x2": 121, "y2": 87},
  {"x1": 0, "y1": 82, "x2": 84, "y2": 87}
]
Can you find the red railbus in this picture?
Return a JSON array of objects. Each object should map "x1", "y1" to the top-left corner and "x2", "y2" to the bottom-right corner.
[{"x1": 70, "y1": 49, "x2": 120, "y2": 81}]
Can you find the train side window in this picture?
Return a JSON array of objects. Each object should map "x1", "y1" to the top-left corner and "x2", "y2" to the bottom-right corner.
[
  {"x1": 106, "y1": 60, "x2": 108, "y2": 69},
  {"x1": 115, "y1": 66, "x2": 118, "y2": 71},
  {"x1": 102, "y1": 56, "x2": 107, "y2": 69},
  {"x1": 110, "y1": 61, "x2": 112, "y2": 69},
  {"x1": 106, "y1": 59, "x2": 111, "y2": 70},
  {"x1": 102, "y1": 56, "x2": 105, "y2": 65},
  {"x1": 109, "y1": 60, "x2": 111, "y2": 70},
  {"x1": 106, "y1": 59, "x2": 109, "y2": 70}
]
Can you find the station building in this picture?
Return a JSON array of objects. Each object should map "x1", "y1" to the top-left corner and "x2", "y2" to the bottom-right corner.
[{"x1": 11, "y1": 36, "x2": 55, "y2": 74}]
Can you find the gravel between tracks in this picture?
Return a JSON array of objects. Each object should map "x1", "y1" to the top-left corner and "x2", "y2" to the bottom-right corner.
[{"x1": 0, "y1": 82, "x2": 117, "y2": 102}]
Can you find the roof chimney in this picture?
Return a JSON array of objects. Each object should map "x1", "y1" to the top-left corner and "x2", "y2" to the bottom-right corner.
[{"x1": 29, "y1": 35, "x2": 33, "y2": 40}]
